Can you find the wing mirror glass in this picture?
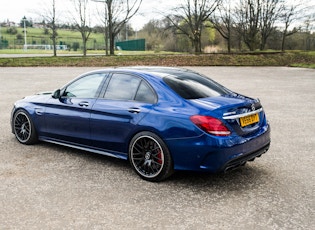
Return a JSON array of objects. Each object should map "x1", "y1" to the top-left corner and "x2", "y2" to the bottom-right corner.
[{"x1": 52, "y1": 89, "x2": 61, "y2": 99}]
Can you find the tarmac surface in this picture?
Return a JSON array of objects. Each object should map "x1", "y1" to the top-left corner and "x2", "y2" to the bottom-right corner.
[{"x1": 0, "y1": 67, "x2": 314, "y2": 229}]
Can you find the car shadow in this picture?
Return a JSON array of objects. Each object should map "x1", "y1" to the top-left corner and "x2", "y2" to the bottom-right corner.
[
  {"x1": 36, "y1": 141, "x2": 271, "y2": 192},
  {"x1": 165, "y1": 165, "x2": 272, "y2": 193}
]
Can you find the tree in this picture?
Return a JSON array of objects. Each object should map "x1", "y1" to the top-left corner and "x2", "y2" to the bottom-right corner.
[
  {"x1": 302, "y1": 15, "x2": 315, "y2": 51},
  {"x1": 259, "y1": 0, "x2": 284, "y2": 50},
  {"x1": 19, "y1": 18, "x2": 33, "y2": 28},
  {"x1": 280, "y1": 4, "x2": 299, "y2": 51},
  {"x1": 167, "y1": 0, "x2": 222, "y2": 53},
  {"x1": 235, "y1": 0, "x2": 261, "y2": 51},
  {"x1": 94, "y1": 0, "x2": 109, "y2": 55},
  {"x1": 71, "y1": 0, "x2": 92, "y2": 56},
  {"x1": 94, "y1": 0, "x2": 143, "y2": 55},
  {"x1": 211, "y1": 0, "x2": 233, "y2": 52},
  {"x1": 137, "y1": 20, "x2": 164, "y2": 51},
  {"x1": 140, "y1": 18, "x2": 187, "y2": 52},
  {"x1": 38, "y1": 0, "x2": 58, "y2": 56},
  {"x1": 233, "y1": 0, "x2": 305, "y2": 51},
  {"x1": 278, "y1": 0, "x2": 315, "y2": 51}
]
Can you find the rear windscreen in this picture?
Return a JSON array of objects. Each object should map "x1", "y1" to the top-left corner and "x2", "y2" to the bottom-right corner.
[{"x1": 163, "y1": 73, "x2": 230, "y2": 99}]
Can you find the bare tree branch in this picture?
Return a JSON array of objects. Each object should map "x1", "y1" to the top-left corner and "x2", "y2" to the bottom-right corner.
[
  {"x1": 167, "y1": 0, "x2": 221, "y2": 53},
  {"x1": 36, "y1": 0, "x2": 59, "y2": 56},
  {"x1": 94, "y1": 0, "x2": 142, "y2": 55},
  {"x1": 71, "y1": 0, "x2": 92, "y2": 56}
]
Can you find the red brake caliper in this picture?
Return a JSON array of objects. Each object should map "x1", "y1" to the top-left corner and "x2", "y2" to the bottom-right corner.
[{"x1": 157, "y1": 149, "x2": 162, "y2": 164}]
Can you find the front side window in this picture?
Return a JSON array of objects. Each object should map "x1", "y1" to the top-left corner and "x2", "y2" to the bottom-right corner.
[{"x1": 63, "y1": 74, "x2": 105, "y2": 98}]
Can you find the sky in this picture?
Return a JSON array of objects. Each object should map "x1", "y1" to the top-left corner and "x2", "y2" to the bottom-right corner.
[
  {"x1": 0, "y1": 0, "x2": 313, "y2": 30},
  {"x1": 0, "y1": 0, "x2": 180, "y2": 30}
]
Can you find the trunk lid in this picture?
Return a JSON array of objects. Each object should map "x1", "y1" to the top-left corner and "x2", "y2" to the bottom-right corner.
[{"x1": 189, "y1": 94, "x2": 265, "y2": 136}]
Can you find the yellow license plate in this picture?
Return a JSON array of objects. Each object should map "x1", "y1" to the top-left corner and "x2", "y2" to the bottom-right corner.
[{"x1": 240, "y1": 114, "x2": 259, "y2": 127}]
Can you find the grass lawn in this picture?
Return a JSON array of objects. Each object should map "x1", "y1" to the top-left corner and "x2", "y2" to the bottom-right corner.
[
  {"x1": 0, "y1": 26, "x2": 104, "y2": 50},
  {"x1": 0, "y1": 49, "x2": 182, "y2": 56},
  {"x1": 0, "y1": 51, "x2": 314, "y2": 68},
  {"x1": 1, "y1": 25, "x2": 315, "y2": 68}
]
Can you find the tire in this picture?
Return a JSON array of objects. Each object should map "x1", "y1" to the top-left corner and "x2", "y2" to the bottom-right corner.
[
  {"x1": 129, "y1": 131, "x2": 174, "y2": 182},
  {"x1": 13, "y1": 109, "x2": 38, "y2": 145}
]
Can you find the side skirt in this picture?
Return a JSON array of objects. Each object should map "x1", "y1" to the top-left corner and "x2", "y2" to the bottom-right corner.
[{"x1": 39, "y1": 137, "x2": 128, "y2": 160}]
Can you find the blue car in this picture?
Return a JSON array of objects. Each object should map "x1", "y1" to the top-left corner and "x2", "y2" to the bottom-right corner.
[{"x1": 11, "y1": 67, "x2": 270, "y2": 181}]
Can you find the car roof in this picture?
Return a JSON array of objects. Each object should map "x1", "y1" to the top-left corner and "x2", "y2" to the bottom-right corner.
[
  {"x1": 117, "y1": 66, "x2": 196, "y2": 76},
  {"x1": 78, "y1": 67, "x2": 202, "y2": 83}
]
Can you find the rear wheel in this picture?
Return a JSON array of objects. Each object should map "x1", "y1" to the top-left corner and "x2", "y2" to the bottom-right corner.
[
  {"x1": 129, "y1": 132, "x2": 173, "y2": 182},
  {"x1": 13, "y1": 109, "x2": 38, "y2": 145}
]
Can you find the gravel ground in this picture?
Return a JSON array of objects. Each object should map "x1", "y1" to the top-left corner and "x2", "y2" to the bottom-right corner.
[{"x1": 0, "y1": 67, "x2": 314, "y2": 229}]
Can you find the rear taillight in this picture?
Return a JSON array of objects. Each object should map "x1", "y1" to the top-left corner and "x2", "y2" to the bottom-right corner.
[{"x1": 190, "y1": 115, "x2": 231, "y2": 136}]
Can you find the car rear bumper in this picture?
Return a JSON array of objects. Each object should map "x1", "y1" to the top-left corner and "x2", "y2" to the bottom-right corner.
[
  {"x1": 167, "y1": 124, "x2": 271, "y2": 173},
  {"x1": 221, "y1": 142, "x2": 270, "y2": 172}
]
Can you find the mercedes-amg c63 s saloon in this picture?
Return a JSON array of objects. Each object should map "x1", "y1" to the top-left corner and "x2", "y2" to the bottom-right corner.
[{"x1": 11, "y1": 67, "x2": 270, "y2": 181}]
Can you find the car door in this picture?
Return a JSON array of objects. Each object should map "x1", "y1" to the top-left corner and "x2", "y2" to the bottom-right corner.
[
  {"x1": 43, "y1": 73, "x2": 107, "y2": 145},
  {"x1": 90, "y1": 72, "x2": 157, "y2": 154}
]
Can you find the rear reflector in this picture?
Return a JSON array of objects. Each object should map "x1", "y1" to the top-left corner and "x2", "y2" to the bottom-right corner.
[{"x1": 190, "y1": 115, "x2": 231, "y2": 136}]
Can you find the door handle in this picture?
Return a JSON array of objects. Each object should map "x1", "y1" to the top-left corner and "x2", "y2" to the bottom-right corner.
[
  {"x1": 35, "y1": 108, "x2": 44, "y2": 115},
  {"x1": 128, "y1": 108, "x2": 141, "y2": 114},
  {"x1": 79, "y1": 101, "x2": 89, "y2": 107}
]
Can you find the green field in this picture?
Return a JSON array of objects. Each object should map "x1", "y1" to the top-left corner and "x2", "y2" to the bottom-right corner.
[
  {"x1": 0, "y1": 26, "x2": 105, "y2": 50},
  {"x1": 1, "y1": 27, "x2": 315, "y2": 68}
]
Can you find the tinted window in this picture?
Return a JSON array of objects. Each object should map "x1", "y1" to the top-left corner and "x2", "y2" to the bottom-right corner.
[
  {"x1": 104, "y1": 73, "x2": 141, "y2": 100},
  {"x1": 135, "y1": 81, "x2": 156, "y2": 103},
  {"x1": 64, "y1": 73, "x2": 105, "y2": 98},
  {"x1": 163, "y1": 74, "x2": 229, "y2": 99}
]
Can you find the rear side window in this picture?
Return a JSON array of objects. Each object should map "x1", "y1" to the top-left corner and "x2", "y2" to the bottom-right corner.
[
  {"x1": 163, "y1": 74, "x2": 229, "y2": 99},
  {"x1": 135, "y1": 81, "x2": 157, "y2": 103},
  {"x1": 104, "y1": 73, "x2": 140, "y2": 100},
  {"x1": 103, "y1": 73, "x2": 156, "y2": 103}
]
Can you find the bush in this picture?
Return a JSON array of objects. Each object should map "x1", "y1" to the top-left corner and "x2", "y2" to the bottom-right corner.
[
  {"x1": 16, "y1": 33, "x2": 23, "y2": 40},
  {"x1": 6, "y1": 27, "x2": 18, "y2": 35},
  {"x1": 72, "y1": 42, "x2": 80, "y2": 51},
  {"x1": 44, "y1": 28, "x2": 49, "y2": 35},
  {"x1": 0, "y1": 39, "x2": 9, "y2": 49}
]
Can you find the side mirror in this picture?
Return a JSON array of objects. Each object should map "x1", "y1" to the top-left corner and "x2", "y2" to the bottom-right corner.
[{"x1": 52, "y1": 89, "x2": 61, "y2": 99}]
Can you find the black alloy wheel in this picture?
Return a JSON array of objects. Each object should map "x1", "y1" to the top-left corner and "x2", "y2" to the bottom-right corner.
[
  {"x1": 13, "y1": 109, "x2": 38, "y2": 145},
  {"x1": 129, "y1": 132, "x2": 173, "y2": 182}
]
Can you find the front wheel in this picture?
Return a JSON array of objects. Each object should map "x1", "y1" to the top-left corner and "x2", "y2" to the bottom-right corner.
[
  {"x1": 13, "y1": 109, "x2": 38, "y2": 145},
  {"x1": 129, "y1": 132, "x2": 174, "y2": 182}
]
